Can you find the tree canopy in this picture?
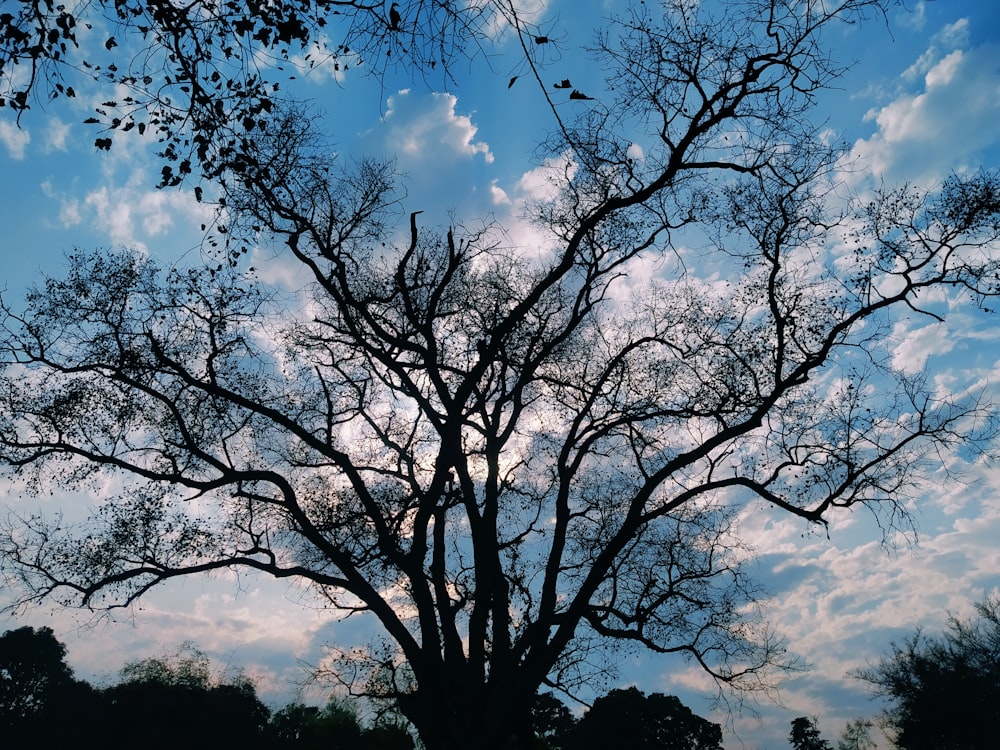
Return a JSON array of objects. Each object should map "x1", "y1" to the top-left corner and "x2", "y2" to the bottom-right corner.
[
  {"x1": 0, "y1": 626, "x2": 99, "y2": 748},
  {"x1": 789, "y1": 716, "x2": 831, "y2": 750},
  {"x1": 2, "y1": 2, "x2": 1000, "y2": 750},
  {"x1": 856, "y1": 595, "x2": 1000, "y2": 750},
  {"x1": 570, "y1": 687, "x2": 723, "y2": 750},
  {"x1": 103, "y1": 643, "x2": 272, "y2": 750}
]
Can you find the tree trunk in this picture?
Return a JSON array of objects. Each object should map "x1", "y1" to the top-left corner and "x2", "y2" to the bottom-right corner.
[{"x1": 400, "y1": 683, "x2": 538, "y2": 750}]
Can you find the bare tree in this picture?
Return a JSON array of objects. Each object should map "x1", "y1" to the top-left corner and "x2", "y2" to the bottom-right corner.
[{"x1": 2, "y1": 2, "x2": 1000, "y2": 749}]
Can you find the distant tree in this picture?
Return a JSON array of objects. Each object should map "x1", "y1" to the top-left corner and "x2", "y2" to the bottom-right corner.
[
  {"x1": 0, "y1": 626, "x2": 98, "y2": 748},
  {"x1": 101, "y1": 642, "x2": 271, "y2": 750},
  {"x1": 856, "y1": 595, "x2": 1000, "y2": 750},
  {"x1": 271, "y1": 697, "x2": 414, "y2": 750},
  {"x1": 569, "y1": 687, "x2": 723, "y2": 750},
  {"x1": 362, "y1": 719, "x2": 416, "y2": 750},
  {"x1": 789, "y1": 716, "x2": 831, "y2": 750},
  {"x1": 272, "y1": 698, "x2": 363, "y2": 750},
  {"x1": 0, "y1": 626, "x2": 74, "y2": 723},
  {"x1": 836, "y1": 718, "x2": 876, "y2": 750},
  {"x1": 532, "y1": 692, "x2": 578, "y2": 750},
  {"x1": 272, "y1": 702, "x2": 326, "y2": 748}
]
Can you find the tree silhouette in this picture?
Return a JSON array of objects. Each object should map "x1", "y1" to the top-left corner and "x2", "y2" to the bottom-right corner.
[
  {"x1": 532, "y1": 692, "x2": 578, "y2": 750},
  {"x1": 0, "y1": 626, "x2": 73, "y2": 721},
  {"x1": 100, "y1": 643, "x2": 271, "y2": 750},
  {"x1": 271, "y1": 696, "x2": 415, "y2": 750},
  {"x1": 1, "y1": 628, "x2": 411, "y2": 750},
  {"x1": 0, "y1": 626, "x2": 99, "y2": 748},
  {"x1": 3, "y1": 2, "x2": 1000, "y2": 750},
  {"x1": 856, "y1": 595, "x2": 1000, "y2": 750},
  {"x1": 836, "y1": 718, "x2": 876, "y2": 750},
  {"x1": 568, "y1": 687, "x2": 722, "y2": 750},
  {"x1": 789, "y1": 716, "x2": 831, "y2": 750},
  {"x1": 271, "y1": 699, "x2": 367, "y2": 750}
]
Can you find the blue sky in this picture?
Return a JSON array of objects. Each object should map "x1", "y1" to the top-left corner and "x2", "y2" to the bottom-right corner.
[{"x1": 2, "y1": 1, "x2": 1000, "y2": 748}]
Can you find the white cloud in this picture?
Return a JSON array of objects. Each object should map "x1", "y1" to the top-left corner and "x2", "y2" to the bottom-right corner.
[
  {"x1": 626, "y1": 142, "x2": 644, "y2": 161},
  {"x1": 726, "y1": 449, "x2": 1000, "y2": 745},
  {"x1": 85, "y1": 186, "x2": 137, "y2": 246},
  {"x1": 890, "y1": 319, "x2": 952, "y2": 375},
  {"x1": 922, "y1": 49, "x2": 962, "y2": 88},
  {"x1": 901, "y1": 18, "x2": 968, "y2": 81},
  {"x1": 476, "y1": 0, "x2": 552, "y2": 41},
  {"x1": 45, "y1": 117, "x2": 71, "y2": 152},
  {"x1": 382, "y1": 90, "x2": 494, "y2": 165},
  {"x1": 516, "y1": 151, "x2": 576, "y2": 202},
  {"x1": 59, "y1": 198, "x2": 83, "y2": 227},
  {"x1": 284, "y1": 37, "x2": 357, "y2": 86},
  {"x1": 896, "y1": 0, "x2": 927, "y2": 31},
  {"x1": 850, "y1": 28, "x2": 1000, "y2": 184},
  {"x1": 490, "y1": 181, "x2": 511, "y2": 205},
  {"x1": 76, "y1": 183, "x2": 212, "y2": 249},
  {"x1": 936, "y1": 18, "x2": 971, "y2": 49},
  {"x1": 0, "y1": 120, "x2": 30, "y2": 160}
]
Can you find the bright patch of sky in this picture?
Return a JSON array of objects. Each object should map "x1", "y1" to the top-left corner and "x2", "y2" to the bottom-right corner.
[{"x1": 2, "y1": 1, "x2": 1000, "y2": 748}]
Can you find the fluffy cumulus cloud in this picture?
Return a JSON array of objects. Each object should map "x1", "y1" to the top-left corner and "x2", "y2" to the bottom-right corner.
[
  {"x1": 515, "y1": 151, "x2": 575, "y2": 203},
  {"x1": 351, "y1": 89, "x2": 499, "y2": 218},
  {"x1": 889, "y1": 319, "x2": 953, "y2": 375},
  {"x1": 381, "y1": 90, "x2": 493, "y2": 165},
  {"x1": 851, "y1": 18, "x2": 1000, "y2": 184}
]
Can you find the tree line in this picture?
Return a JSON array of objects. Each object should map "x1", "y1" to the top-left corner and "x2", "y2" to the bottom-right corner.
[
  {"x1": 5, "y1": 594, "x2": 999, "y2": 749},
  {"x1": 0, "y1": 626, "x2": 724, "y2": 750},
  {"x1": 0, "y1": 628, "x2": 407, "y2": 750}
]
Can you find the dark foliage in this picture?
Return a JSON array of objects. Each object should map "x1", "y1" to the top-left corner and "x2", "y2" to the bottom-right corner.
[
  {"x1": 0, "y1": 626, "x2": 100, "y2": 748},
  {"x1": 790, "y1": 716, "x2": 831, "y2": 750},
  {"x1": 836, "y1": 718, "x2": 876, "y2": 750},
  {"x1": 95, "y1": 644, "x2": 271, "y2": 750},
  {"x1": 570, "y1": 687, "x2": 723, "y2": 750},
  {"x1": 271, "y1": 699, "x2": 415, "y2": 750},
  {"x1": 0, "y1": 629, "x2": 415, "y2": 749},
  {"x1": 532, "y1": 692, "x2": 579, "y2": 750},
  {"x1": 856, "y1": 595, "x2": 1000, "y2": 750}
]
